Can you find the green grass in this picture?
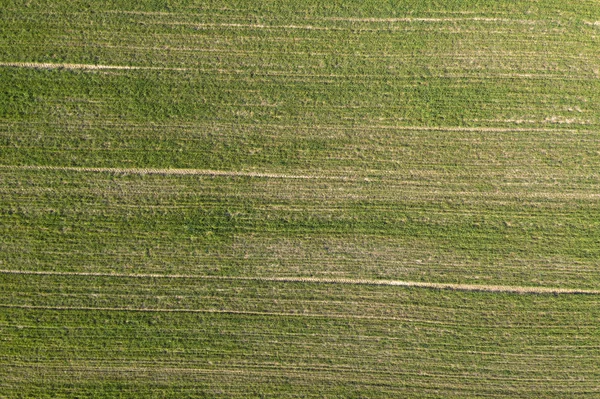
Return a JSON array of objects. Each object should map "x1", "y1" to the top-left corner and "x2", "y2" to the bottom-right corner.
[
  {"x1": 2, "y1": 0, "x2": 600, "y2": 396},
  {"x1": 3, "y1": 278, "x2": 600, "y2": 398}
]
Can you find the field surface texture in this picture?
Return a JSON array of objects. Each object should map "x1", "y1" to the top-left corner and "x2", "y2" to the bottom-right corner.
[{"x1": 2, "y1": 0, "x2": 600, "y2": 397}]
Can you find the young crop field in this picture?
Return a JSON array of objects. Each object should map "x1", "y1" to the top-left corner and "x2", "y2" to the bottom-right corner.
[{"x1": 2, "y1": 0, "x2": 600, "y2": 397}]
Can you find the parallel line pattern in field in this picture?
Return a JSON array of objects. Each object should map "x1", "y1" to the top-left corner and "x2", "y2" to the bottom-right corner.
[
  {"x1": 0, "y1": 303, "x2": 459, "y2": 322},
  {"x1": 2, "y1": 60, "x2": 592, "y2": 81},
  {"x1": 1, "y1": 120, "x2": 572, "y2": 132},
  {"x1": 4, "y1": 2, "x2": 600, "y2": 396}
]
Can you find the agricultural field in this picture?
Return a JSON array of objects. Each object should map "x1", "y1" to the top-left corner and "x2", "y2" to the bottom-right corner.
[{"x1": 2, "y1": 0, "x2": 600, "y2": 397}]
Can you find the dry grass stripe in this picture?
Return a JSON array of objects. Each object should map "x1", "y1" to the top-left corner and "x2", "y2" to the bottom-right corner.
[
  {"x1": 0, "y1": 62, "x2": 189, "y2": 71},
  {"x1": 1, "y1": 269, "x2": 598, "y2": 295},
  {"x1": 0, "y1": 165, "x2": 341, "y2": 180}
]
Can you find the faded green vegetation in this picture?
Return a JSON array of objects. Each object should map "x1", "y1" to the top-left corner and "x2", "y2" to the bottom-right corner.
[{"x1": 2, "y1": 0, "x2": 600, "y2": 397}]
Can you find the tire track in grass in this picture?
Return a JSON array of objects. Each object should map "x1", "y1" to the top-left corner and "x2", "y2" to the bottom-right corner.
[
  {"x1": 0, "y1": 303, "x2": 450, "y2": 323},
  {"x1": 322, "y1": 17, "x2": 537, "y2": 24},
  {"x1": 0, "y1": 164, "x2": 342, "y2": 180},
  {"x1": 0, "y1": 61, "x2": 588, "y2": 81},
  {"x1": 0, "y1": 62, "x2": 189, "y2": 71},
  {"x1": 4, "y1": 363, "x2": 597, "y2": 385},
  {"x1": 1, "y1": 269, "x2": 598, "y2": 295}
]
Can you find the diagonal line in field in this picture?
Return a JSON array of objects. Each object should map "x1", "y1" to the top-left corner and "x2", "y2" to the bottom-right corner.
[{"x1": 1, "y1": 269, "x2": 598, "y2": 295}]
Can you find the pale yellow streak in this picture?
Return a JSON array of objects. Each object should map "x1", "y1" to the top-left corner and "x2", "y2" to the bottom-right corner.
[
  {"x1": 0, "y1": 62, "x2": 188, "y2": 71},
  {"x1": 0, "y1": 164, "x2": 337, "y2": 180},
  {"x1": 1, "y1": 269, "x2": 597, "y2": 295}
]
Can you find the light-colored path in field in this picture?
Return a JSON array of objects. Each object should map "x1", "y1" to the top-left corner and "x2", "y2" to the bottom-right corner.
[
  {"x1": 135, "y1": 19, "x2": 538, "y2": 33},
  {"x1": 0, "y1": 62, "x2": 188, "y2": 71},
  {"x1": 2, "y1": 62, "x2": 587, "y2": 82},
  {"x1": 1, "y1": 269, "x2": 598, "y2": 295},
  {"x1": 322, "y1": 17, "x2": 536, "y2": 24},
  {"x1": 0, "y1": 303, "x2": 430, "y2": 322},
  {"x1": 0, "y1": 164, "x2": 333, "y2": 180}
]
